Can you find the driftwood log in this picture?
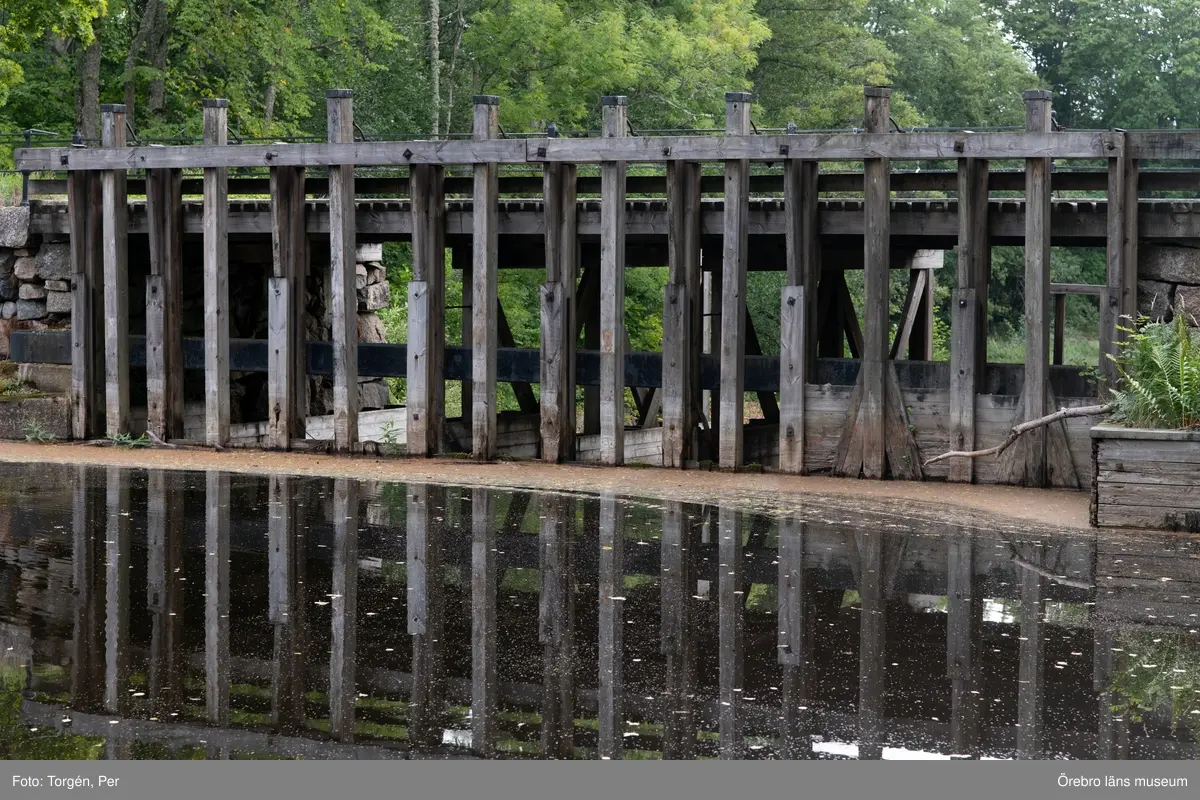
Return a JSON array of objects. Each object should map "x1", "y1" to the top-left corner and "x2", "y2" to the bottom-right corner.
[{"x1": 924, "y1": 402, "x2": 1113, "y2": 466}]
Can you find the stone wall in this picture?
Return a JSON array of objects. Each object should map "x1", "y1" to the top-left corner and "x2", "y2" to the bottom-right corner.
[
  {"x1": 0, "y1": 206, "x2": 392, "y2": 414},
  {"x1": 1138, "y1": 244, "x2": 1200, "y2": 320}
]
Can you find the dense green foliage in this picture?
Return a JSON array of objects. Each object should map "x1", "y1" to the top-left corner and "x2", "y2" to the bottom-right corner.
[{"x1": 1109, "y1": 307, "x2": 1200, "y2": 430}]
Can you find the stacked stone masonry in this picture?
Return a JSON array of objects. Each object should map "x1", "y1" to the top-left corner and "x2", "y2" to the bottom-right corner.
[{"x1": 1138, "y1": 244, "x2": 1200, "y2": 321}]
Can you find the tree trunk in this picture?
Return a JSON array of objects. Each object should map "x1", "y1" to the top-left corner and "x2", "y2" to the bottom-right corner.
[
  {"x1": 430, "y1": 0, "x2": 441, "y2": 137},
  {"x1": 147, "y1": 0, "x2": 172, "y2": 115},
  {"x1": 264, "y1": 81, "x2": 278, "y2": 129},
  {"x1": 123, "y1": 0, "x2": 163, "y2": 132},
  {"x1": 76, "y1": 24, "x2": 102, "y2": 143}
]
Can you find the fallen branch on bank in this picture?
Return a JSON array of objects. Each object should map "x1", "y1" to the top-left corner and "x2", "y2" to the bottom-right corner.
[{"x1": 923, "y1": 402, "x2": 1113, "y2": 466}]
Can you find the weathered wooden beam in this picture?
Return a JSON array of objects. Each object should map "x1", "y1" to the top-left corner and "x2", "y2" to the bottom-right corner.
[
  {"x1": 860, "y1": 87, "x2": 890, "y2": 479},
  {"x1": 579, "y1": 264, "x2": 601, "y2": 437},
  {"x1": 744, "y1": 306, "x2": 779, "y2": 424},
  {"x1": 540, "y1": 158, "x2": 579, "y2": 462},
  {"x1": 597, "y1": 493, "x2": 625, "y2": 758},
  {"x1": 1016, "y1": 541, "x2": 1045, "y2": 759},
  {"x1": 268, "y1": 165, "x2": 308, "y2": 448},
  {"x1": 268, "y1": 475, "x2": 305, "y2": 732},
  {"x1": 785, "y1": 159, "x2": 821, "y2": 373},
  {"x1": 100, "y1": 105, "x2": 130, "y2": 437},
  {"x1": 778, "y1": 286, "x2": 806, "y2": 473},
  {"x1": 540, "y1": 493, "x2": 575, "y2": 758},
  {"x1": 704, "y1": 268, "x2": 722, "y2": 452},
  {"x1": 717, "y1": 93, "x2": 753, "y2": 469},
  {"x1": 471, "y1": 487, "x2": 497, "y2": 754},
  {"x1": 1053, "y1": 293, "x2": 1066, "y2": 365},
  {"x1": 205, "y1": 470, "x2": 231, "y2": 726},
  {"x1": 69, "y1": 170, "x2": 104, "y2": 440},
  {"x1": 660, "y1": 501, "x2": 696, "y2": 758},
  {"x1": 662, "y1": 161, "x2": 702, "y2": 468},
  {"x1": 472, "y1": 97, "x2": 500, "y2": 459},
  {"x1": 328, "y1": 478, "x2": 358, "y2": 742},
  {"x1": 202, "y1": 100, "x2": 230, "y2": 447},
  {"x1": 949, "y1": 158, "x2": 989, "y2": 484},
  {"x1": 18, "y1": 129, "x2": 1120, "y2": 172},
  {"x1": 1101, "y1": 139, "x2": 1137, "y2": 389},
  {"x1": 947, "y1": 532, "x2": 981, "y2": 757},
  {"x1": 599, "y1": 97, "x2": 628, "y2": 466},
  {"x1": 146, "y1": 470, "x2": 185, "y2": 717},
  {"x1": 718, "y1": 505, "x2": 744, "y2": 758},
  {"x1": 408, "y1": 164, "x2": 447, "y2": 456},
  {"x1": 328, "y1": 91, "x2": 358, "y2": 451},
  {"x1": 145, "y1": 168, "x2": 184, "y2": 440},
  {"x1": 908, "y1": 251, "x2": 938, "y2": 361},
  {"x1": 408, "y1": 483, "x2": 446, "y2": 748},
  {"x1": 889, "y1": 268, "x2": 927, "y2": 361},
  {"x1": 1020, "y1": 90, "x2": 1053, "y2": 488},
  {"x1": 104, "y1": 467, "x2": 131, "y2": 715}
]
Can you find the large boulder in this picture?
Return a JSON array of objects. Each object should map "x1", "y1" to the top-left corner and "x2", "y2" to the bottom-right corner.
[
  {"x1": 0, "y1": 207, "x2": 30, "y2": 249},
  {"x1": 1174, "y1": 284, "x2": 1200, "y2": 321},
  {"x1": 1139, "y1": 244, "x2": 1200, "y2": 284},
  {"x1": 13, "y1": 257, "x2": 36, "y2": 281},
  {"x1": 18, "y1": 283, "x2": 46, "y2": 300},
  {"x1": 45, "y1": 290, "x2": 71, "y2": 315},
  {"x1": 360, "y1": 282, "x2": 389, "y2": 311},
  {"x1": 34, "y1": 242, "x2": 71, "y2": 281},
  {"x1": 357, "y1": 312, "x2": 386, "y2": 343},
  {"x1": 16, "y1": 299, "x2": 46, "y2": 320},
  {"x1": 1137, "y1": 280, "x2": 1174, "y2": 319}
]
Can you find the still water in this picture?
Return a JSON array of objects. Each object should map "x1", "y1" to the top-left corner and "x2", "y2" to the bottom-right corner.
[{"x1": 0, "y1": 463, "x2": 1197, "y2": 760}]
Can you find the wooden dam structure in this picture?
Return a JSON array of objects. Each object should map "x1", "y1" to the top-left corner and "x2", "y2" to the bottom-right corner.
[{"x1": 14, "y1": 86, "x2": 1200, "y2": 487}]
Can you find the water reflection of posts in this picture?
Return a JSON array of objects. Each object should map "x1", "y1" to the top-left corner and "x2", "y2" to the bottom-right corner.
[
  {"x1": 147, "y1": 470, "x2": 185, "y2": 718},
  {"x1": 778, "y1": 514, "x2": 811, "y2": 759},
  {"x1": 269, "y1": 475, "x2": 306, "y2": 732},
  {"x1": 1016, "y1": 541, "x2": 1045, "y2": 759},
  {"x1": 718, "y1": 506, "x2": 743, "y2": 759},
  {"x1": 329, "y1": 478, "x2": 359, "y2": 742},
  {"x1": 661, "y1": 501, "x2": 697, "y2": 759},
  {"x1": 471, "y1": 487, "x2": 497, "y2": 755},
  {"x1": 946, "y1": 532, "x2": 981, "y2": 757},
  {"x1": 408, "y1": 483, "x2": 446, "y2": 749},
  {"x1": 857, "y1": 531, "x2": 886, "y2": 760},
  {"x1": 540, "y1": 493, "x2": 576, "y2": 759},
  {"x1": 205, "y1": 471, "x2": 231, "y2": 726},
  {"x1": 104, "y1": 467, "x2": 130, "y2": 715},
  {"x1": 1093, "y1": 628, "x2": 1130, "y2": 759},
  {"x1": 597, "y1": 493, "x2": 624, "y2": 759},
  {"x1": 71, "y1": 466, "x2": 104, "y2": 713}
]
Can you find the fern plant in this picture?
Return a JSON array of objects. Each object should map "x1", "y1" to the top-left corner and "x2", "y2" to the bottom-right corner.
[{"x1": 1108, "y1": 305, "x2": 1200, "y2": 429}]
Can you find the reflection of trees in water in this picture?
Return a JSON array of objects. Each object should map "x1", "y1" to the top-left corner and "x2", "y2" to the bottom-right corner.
[{"x1": 1110, "y1": 631, "x2": 1200, "y2": 745}]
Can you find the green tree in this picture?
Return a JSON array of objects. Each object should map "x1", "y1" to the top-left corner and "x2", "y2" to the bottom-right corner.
[{"x1": 0, "y1": 0, "x2": 105, "y2": 108}]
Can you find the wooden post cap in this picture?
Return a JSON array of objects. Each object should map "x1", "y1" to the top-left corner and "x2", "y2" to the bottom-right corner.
[
  {"x1": 600, "y1": 96, "x2": 628, "y2": 106},
  {"x1": 1023, "y1": 90, "x2": 1053, "y2": 101},
  {"x1": 863, "y1": 86, "x2": 892, "y2": 97},
  {"x1": 472, "y1": 95, "x2": 500, "y2": 105},
  {"x1": 725, "y1": 92, "x2": 755, "y2": 103},
  {"x1": 100, "y1": 104, "x2": 127, "y2": 113},
  {"x1": 326, "y1": 89, "x2": 353, "y2": 99},
  {"x1": 202, "y1": 99, "x2": 229, "y2": 108}
]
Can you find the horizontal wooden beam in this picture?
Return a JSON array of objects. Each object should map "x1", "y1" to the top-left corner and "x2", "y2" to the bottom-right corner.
[
  {"x1": 14, "y1": 131, "x2": 1119, "y2": 172},
  {"x1": 1050, "y1": 282, "x2": 1104, "y2": 296}
]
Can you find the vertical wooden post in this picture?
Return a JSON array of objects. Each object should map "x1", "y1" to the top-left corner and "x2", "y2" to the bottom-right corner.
[
  {"x1": 408, "y1": 483, "x2": 446, "y2": 748},
  {"x1": 409, "y1": 164, "x2": 447, "y2": 456},
  {"x1": 947, "y1": 532, "x2": 981, "y2": 757},
  {"x1": 597, "y1": 493, "x2": 625, "y2": 758},
  {"x1": 471, "y1": 486, "x2": 497, "y2": 754},
  {"x1": 202, "y1": 99, "x2": 230, "y2": 447},
  {"x1": 860, "y1": 87, "x2": 891, "y2": 479},
  {"x1": 147, "y1": 469, "x2": 184, "y2": 716},
  {"x1": 857, "y1": 530, "x2": 886, "y2": 760},
  {"x1": 1021, "y1": 90, "x2": 1053, "y2": 487},
  {"x1": 1102, "y1": 134, "x2": 1137, "y2": 389},
  {"x1": 599, "y1": 96, "x2": 628, "y2": 466},
  {"x1": 104, "y1": 467, "x2": 130, "y2": 714},
  {"x1": 662, "y1": 161, "x2": 702, "y2": 467},
  {"x1": 541, "y1": 155, "x2": 579, "y2": 462},
  {"x1": 205, "y1": 470, "x2": 230, "y2": 726},
  {"x1": 1016, "y1": 542, "x2": 1045, "y2": 759},
  {"x1": 69, "y1": 168, "x2": 104, "y2": 439},
  {"x1": 949, "y1": 157, "x2": 989, "y2": 484},
  {"x1": 778, "y1": 514, "x2": 810, "y2": 757},
  {"x1": 269, "y1": 474, "x2": 306, "y2": 732},
  {"x1": 718, "y1": 505, "x2": 743, "y2": 757},
  {"x1": 471, "y1": 96, "x2": 500, "y2": 459},
  {"x1": 661, "y1": 501, "x2": 696, "y2": 757},
  {"x1": 1053, "y1": 293, "x2": 1066, "y2": 365},
  {"x1": 268, "y1": 164, "x2": 308, "y2": 449},
  {"x1": 329, "y1": 478, "x2": 358, "y2": 741},
  {"x1": 146, "y1": 168, "x2": 184, "y2": 440},
  {"x1": 100, "y1": 105, "x2": 130, "y2": 437},
  {"x1": 718, "y1": 92, "x2": 752, "y2": 469},
  {"x1": 539, "y1": 493, "x2": 576, "y2": 758},
  {"x1": 327, "y1": 90, "x2": 358, "y2": 451},
  {"x1": 779, "y1": 286, "x2": 807, "y2": 474},
  {"x1": 71, "y1": 466, "x2": 104, "y2": 712}
]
